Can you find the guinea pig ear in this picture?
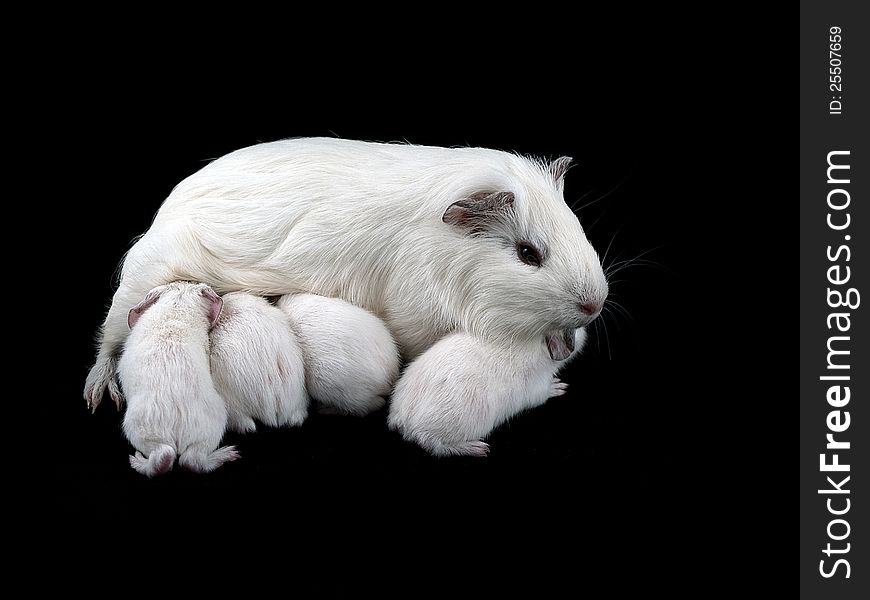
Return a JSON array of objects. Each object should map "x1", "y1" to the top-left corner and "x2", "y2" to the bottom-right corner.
[
  {"x1": 548, "y1": 156, "x2": 573, "y2": 189},
  {"x1": 442, "y1": 191, "x2": 514, "y2": 232},
  {"x1": 200, "y1": 287, "x2": 224, "y2": 329},
  {"x1": 127, "y1": 289, "x2": 164, "y2": 329},
  {"x1": 546, "y1": 328, "x2": 576, "y2": 361}
]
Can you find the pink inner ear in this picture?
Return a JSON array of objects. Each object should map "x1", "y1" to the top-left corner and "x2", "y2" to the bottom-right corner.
[
  {"x1": 548, "y1": 156, "x2": 573, "y2": 185},
  {"x1": 127, "y1": 308, "x2": 141, "y2": 330},
  {"x1": 442, "y1": 191, "x2": 515, "y2": 230},
  {"x1": 442, "y1": 203, "x2": 473, "y2": 227},
  {"x1": 546, "y1": 329, "x2": 575, "y2": 361},
  {"x1": 201, "y1": 288, "x2": 223, "y2": 328},
  {"x1": 126, "y1": 291, "x2": 161, "y2": 329}
]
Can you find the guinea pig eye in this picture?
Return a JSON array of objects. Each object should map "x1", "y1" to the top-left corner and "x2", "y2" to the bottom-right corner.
[{"x1": 517, "y1": 242, "x2": 542, "y2": 267}]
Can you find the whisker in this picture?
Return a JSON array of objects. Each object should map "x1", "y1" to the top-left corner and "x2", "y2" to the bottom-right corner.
[
  {"x1": 604, "y1": 245, "x2": 668, "y2": 279},
  {"x1": 584, "y1": 207, "x2": 609, "y2": 233},
  {"x1": 571, "y1": 176, "x2": 629, "y2": 215},
  {"x1": 606, "y1": 244, "x2": 663, "y2": 266},
  {"x1": 569, "y1": 189, "x2": 597, "y2": 213},
  {"x1": 607, "y1": 298, "x2": 632, "y2": 316},
  {"x1": 601, "y1": 305, "x2": 623, "y2": 332},
  {"x1": 600, "y1": 228, "x2": 623, "y2": 273},
  {"x1": 593, "y1": 318, "x2": 601, "y2": 356},
  {"x1": 604, "y1": 300, "x2": 632, "y2": 322},
  {"x1": 606, "y1": 258, "x2": 667, "y2": 279},
  {"x1": 607, "y1": 254, "x2": 665, "y2": 271},
  {"x1": 600, "y1": 310, "x2": 612, "y2": 361}
]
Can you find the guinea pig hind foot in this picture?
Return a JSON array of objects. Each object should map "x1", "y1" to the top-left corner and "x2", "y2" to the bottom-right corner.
[
  {"x1": 129, "y1": 445, "x2": 175, "y2": 477},
  {"x1": 178, "y1": 446, "x2": 240, "y2": 474},
  {"x1": 428, "y1": 439, "x2": 490, "y2": 458}
]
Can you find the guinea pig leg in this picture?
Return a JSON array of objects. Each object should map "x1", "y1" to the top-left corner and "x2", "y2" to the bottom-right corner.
[
  {"x1": 276, "y1": 402, "x2": 308, "y2": 425},
  {"x1": 128, "y1": 444, "x2": 176, "y2": 477},
  {"x1": 272, "y1": 361, "x2": 308, "y2": 426},
  {"x1": 393, "y1": 413, "x2": 491, "y2": 457},
  {"x1": 226, "y1": 414, "x2": 258, "y2": 434},
  {"x1": 178, "y1": 445, "x2": 240, "y2": 474},
  {"x1": 517, "y1": 375, "x2": 568, "y2": 414}
]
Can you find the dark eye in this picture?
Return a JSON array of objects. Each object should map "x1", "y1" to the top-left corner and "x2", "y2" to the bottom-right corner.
[{"x1": 517, "y1": 242, "x2": 542, "y2": 267}]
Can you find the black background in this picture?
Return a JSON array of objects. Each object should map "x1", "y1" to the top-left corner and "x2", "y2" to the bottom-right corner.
[{"x1": 35, "y1": 11, "x2": 791, "y2": 596}]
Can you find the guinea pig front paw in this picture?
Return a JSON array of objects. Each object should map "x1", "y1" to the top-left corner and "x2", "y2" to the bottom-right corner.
[
  {"x1": 108, "y1": 378, "x2": 125, "y2": 410},
  {"x1": 549, "y1": 378, "x2": 569, "y2": 398}
]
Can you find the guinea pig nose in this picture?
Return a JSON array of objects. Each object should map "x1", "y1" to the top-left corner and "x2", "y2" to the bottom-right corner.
[{"x1": 579, "y1": 301, "x2": 602, "y2": 316}]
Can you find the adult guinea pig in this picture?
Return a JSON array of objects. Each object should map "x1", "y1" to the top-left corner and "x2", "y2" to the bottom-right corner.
[
  {"x1": 388, "y1": 329, "x2": 586, "y2": 457},
  {"x1": 118, "y1": 282, "x2": 239, "y2": 476},
  {"x1": 85, "y1": 138, "x2": 607, "y2": 409},
  {"x1": 275, "y1": 294, "x2": 399, "y2": 416},
  {"x1": 209, "y1": 292, "x2": 308, "y2": 433}
]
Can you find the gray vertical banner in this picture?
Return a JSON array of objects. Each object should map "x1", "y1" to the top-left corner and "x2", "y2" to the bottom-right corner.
[{"x1": 800, "y1": 2, "x2": 868, "y2": 599}]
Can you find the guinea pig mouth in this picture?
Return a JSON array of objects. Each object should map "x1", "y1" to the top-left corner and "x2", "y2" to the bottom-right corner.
[{"x1": 546, "y1": 329, "x2": 575, "y2": 361}]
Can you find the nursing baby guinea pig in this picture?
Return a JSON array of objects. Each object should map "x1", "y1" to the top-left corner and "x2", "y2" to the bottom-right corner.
[
  {"x1": 275, "y1": 294, "x2": 399, "y2": 416},
  {"x1": 388, "y1": 328, "x2": 586, "y2": 457},
  {"x1": 118, "y1": 282, "x2": 239, "y2": 476},
  {"x1": 85, "y1": 138, "x2": 608, "y2": 410},
  {"x1": 209, "y1": 292, "x2": 308, "y2": 433}
]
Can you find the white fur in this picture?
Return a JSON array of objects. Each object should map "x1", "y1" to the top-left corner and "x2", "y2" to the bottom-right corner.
[
  {"x1": 275, "y1": 294, "x2": 399, "y2": 416},
  {"x1": 388, "y1": 329, "x2": 586, "y2": 457},
  {"x1": 85, "y1": 138, "x2": 607, "y2": 409},
  {"x1": 209, "y1": 293, "x2": 309, "y2": 432},
  {"x1": 118, "y1": 282, "x2": 238, "y2": 476}
]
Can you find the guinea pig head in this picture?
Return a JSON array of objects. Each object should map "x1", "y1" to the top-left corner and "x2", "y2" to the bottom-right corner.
[
  {"x1": 127, "y1": 282, "x2": 224, "y2": 329},
  {"x1": 442, "y1": 156, "x2": 608, "y2": 349}
]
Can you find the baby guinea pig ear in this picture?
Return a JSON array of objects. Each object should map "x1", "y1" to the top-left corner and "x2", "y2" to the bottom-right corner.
[
  {"x1": 127, "y1": 288, "x2": 165, "y2": 329},
  {"x1": 200, "y1": 286, "x2": 224, "y2": 329},
  {"x1": 545, "y1": 328, "x2": 576, "y2": 361},
  {"x1": 442, "y1": 191, "x2": 515, "y2": 233}
]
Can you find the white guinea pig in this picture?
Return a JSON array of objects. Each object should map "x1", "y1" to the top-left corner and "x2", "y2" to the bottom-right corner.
[
  {"x1": 388, "y1": 328, "x2": 586, "y2": 457},
  {"x1": 118, "y1": 282, "x2": 238, "y2": 476},
  {"x1": 209, "y1": 292, "x2": 308, "y2": 433},
  {"x1": 275, "y1": 294, "x2": 399, "y2": 416},
  {"x1": 85, "y1": 138, "x2": 607, "y2": 409}
]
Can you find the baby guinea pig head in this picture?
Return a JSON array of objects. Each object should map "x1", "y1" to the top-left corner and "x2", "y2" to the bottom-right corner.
[
  {"x1": 126, "y1": 281, "x2": 224, "y2": 330},
  {"x1": 442, "y1": 156, "x2": 608, "y2": 347}
]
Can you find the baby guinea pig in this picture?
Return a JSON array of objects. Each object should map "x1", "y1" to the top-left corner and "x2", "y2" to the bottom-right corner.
[
  {"x1": 388, "y1": 328, "x2": 586, "y2": 457},
  {"x1": 209, "y1": 292, "x2": 308, "y2": 433},
  {"x1": 275, "y1": 294, "x2": 400, "y2": 416},
  {"x1": 118, "y1": 282, "x2": 239, "y2": 476}
]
